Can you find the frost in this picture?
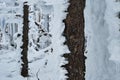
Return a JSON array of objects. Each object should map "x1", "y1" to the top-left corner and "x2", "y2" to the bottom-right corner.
[
  {"x1": 0, "y1": 0, "x2": 69, "y2": 80},
  {"x1": 85, "y1": 0, "x2": 120, "y2": 80}
]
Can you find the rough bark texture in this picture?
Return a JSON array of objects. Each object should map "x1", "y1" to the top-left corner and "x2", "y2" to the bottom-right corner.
[
  {"x1": 63, "y1": 0, "x2": 86, "y2": 80},
  {"x1": 21, "y1": 4, "x2": 29, "y2": 77}
]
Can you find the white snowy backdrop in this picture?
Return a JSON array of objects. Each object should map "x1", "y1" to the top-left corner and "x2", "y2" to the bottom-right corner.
[
  {"x1": 84, "y1": 0, "x2": 120, "y2": 80},
  {"x1": 1, "y1": 0, "x2": 120, "y2": 80},
  {"x1": 0, "y1": 0, "x2": 69, "y2": 80}
]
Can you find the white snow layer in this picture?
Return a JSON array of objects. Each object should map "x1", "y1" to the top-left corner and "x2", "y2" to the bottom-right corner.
[
  {"x1": 27, "y1": 0, "x2": 69, "y2": 80},
  {"x1": 85, "y1": 0, "x2": 120, "y2": 80},
  {"x1": 0, "y1": 0, "x2": 69, "y2": 80}
]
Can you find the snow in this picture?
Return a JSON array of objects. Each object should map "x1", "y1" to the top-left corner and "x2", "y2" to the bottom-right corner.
[
  {"x1": 0, "y1": 0, "x2": 69, "y2": 80},
  {"x1": 0, "y1": 0, "x2": 24, "y2": 80},
  {"x1": 28, "y1": 0, "x2": 69, "y2": 80},
  {"x1": 105, "y1": 0, "x2": 120, "y2": 63},
  {"x1": 85, "y1": 0, "x2": 120, "y2": 80}
]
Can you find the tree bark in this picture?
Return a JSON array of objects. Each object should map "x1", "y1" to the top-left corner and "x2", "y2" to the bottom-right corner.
[
  {"x1": 63, "y1": 0, "x2": 86, "y2": 80},
  {"x1": 21, "y1": 3, "x2": 29, "y2": 77}
]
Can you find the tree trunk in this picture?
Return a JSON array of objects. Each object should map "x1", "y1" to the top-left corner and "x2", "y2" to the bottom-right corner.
[
  {"x1": 21, "y1": 3, "x2": 29, "y2": 77},
  {"x1": 63, "y1": 0, "x2": 86, "y2": 80}
]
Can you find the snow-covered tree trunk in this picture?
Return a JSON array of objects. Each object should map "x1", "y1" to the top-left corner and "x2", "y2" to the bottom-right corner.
[
  {"x1": 63, "y1": 0, "x2": 86, "y2": 80},
  {"x1": 21, "y1": 2, "x2": 29, "y2": 77}
]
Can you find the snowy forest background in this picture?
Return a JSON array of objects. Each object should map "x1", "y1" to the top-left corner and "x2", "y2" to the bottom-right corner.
[{"x1": 0, "y1": 0, "x2": 120, "y2": 80}]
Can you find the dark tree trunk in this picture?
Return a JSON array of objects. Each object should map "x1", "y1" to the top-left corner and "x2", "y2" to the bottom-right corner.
[
  {"x1": 63, "y1": 0, "x2": 86, "y2": 80},
  {"x1": 21, "y1": 3, "x2": 29, "y2": 77}
]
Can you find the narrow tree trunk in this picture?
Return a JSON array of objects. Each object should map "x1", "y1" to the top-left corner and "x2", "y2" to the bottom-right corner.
[
  {"x1": 63, "y1": 0, "x2": 86, "y2": 80},
  {"x1": 21, "y1": 3, "x2": 29, "y2": 77}
]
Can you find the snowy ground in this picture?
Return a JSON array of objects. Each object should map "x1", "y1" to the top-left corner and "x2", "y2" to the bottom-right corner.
[
  {"x1": 0, "y1": 0, "x2": 69, "y2": 80},
  {"x1": 85, "y1": 0, "x2": 120, "y2": 80}
]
